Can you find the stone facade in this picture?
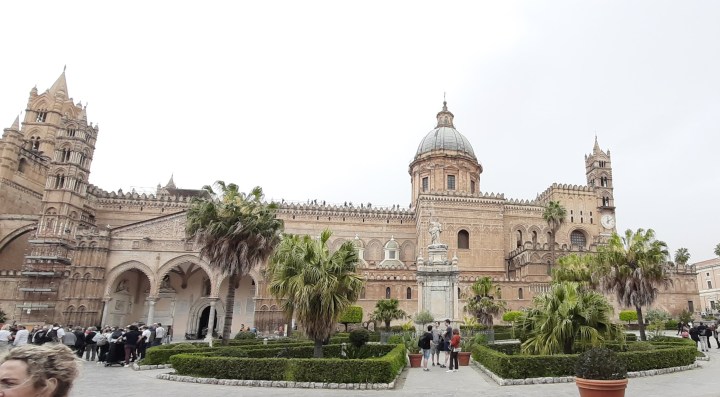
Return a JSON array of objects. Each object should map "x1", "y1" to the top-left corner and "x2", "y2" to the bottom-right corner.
[
  {"x1": 0, "y1": 72, "x2": 699, "y2": 339},
  {"x1": 694, "y1": 258, "x2": 720, "y2": 314}
]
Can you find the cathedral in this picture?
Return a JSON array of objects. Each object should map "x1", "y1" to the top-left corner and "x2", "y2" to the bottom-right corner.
[{"x1": 0, "y1": 72, "x2": 698, "y2": 339}]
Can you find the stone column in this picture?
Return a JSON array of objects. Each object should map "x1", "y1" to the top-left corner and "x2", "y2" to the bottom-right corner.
[
  {"x1": 204, "y1": 299, "x2": 218, "y2": 346},
  {"x1": 453, "y1": 280, "x2": 460, "y2": 319},
  {"x1": 146, "y1": 298, "x2": 158, "y2": 325},
  {"x1": 100, "y1": 298, "x2": 111, "y2": 327}
]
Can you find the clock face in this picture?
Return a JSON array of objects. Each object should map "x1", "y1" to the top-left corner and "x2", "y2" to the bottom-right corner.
[{"x1": 601, "y1": 214, "x2": 615, "y2": 229}]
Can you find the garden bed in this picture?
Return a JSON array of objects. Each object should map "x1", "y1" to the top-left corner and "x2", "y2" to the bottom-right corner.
[{"x1": 166, "y1": 343, "x2": 406, "y2": 384}]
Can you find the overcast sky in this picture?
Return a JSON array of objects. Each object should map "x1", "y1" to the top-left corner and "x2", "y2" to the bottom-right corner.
[{"x1": 1, "y1": 1, "x2": 718, "y2": 261}]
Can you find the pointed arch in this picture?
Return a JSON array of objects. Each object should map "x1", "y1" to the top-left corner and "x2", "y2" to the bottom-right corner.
[{"x1": 104, "y1": 260, "x2": 156, "y2": 297}]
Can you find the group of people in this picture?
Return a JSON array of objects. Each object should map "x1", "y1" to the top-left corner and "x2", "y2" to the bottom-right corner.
[
  {"x1": 0, "y1": 322, "x2": 167, "y2": 368},
  {"x1": 679, "y1": 321, "x2": 719, "y2": 352},
  {"x1": 418, "y1": 319, "x2": 462, "y2": 373}
]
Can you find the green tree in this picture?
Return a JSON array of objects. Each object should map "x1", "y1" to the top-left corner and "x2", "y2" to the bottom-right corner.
[
  {"x1": 543, "y1": 201, "x2": 567, "y2": 266},
  {"x1": 618, "y1": 310, "x2": 638, "y2": 324},
  {"x1": 715, "y1": 243, "x2": 720, "y2": 258},
  {"x1": 370, "y1": 299, "x2": 407, "y2": 331},
  {"x1": 266, "y1": 230, "x2": 364, "y2": 358},
  {"x1": 595, "y1": 228, "x2": 670, "y2": 341},
  {"x1": 553, "y1": 253, "x2": 596, "y2": 286},
  {"x1": 186, "y1": 182, "x2": 283, "y2": 345},
  {"x1": 464, "y1": 276, "x2": 507, "y2": 327},
  {"x1": 338, "y1": 306, "x2": 363, "y2": 332},
  {"x1": 674, "y1": 248, "x2": 690, "y2": 267},
  {"x1": 520, "y1": 281, "x2": 624, "y2": 355},
  {"x1": 414, "y1": 310, "x2": 434, "y2": 328}
]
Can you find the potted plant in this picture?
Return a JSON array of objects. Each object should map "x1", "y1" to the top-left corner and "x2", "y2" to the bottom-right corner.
[
  {"x1": 574, "y1": 347, "x2": 628, "y2": 397},
  {"x1": 402, "y1": 332, "x2": 423, "y2": 368}
]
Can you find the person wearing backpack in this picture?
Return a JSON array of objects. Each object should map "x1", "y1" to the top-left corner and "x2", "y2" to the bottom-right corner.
[
  {"x1": 72, "y1": 327, "x2": 85, "y2": 358},
  {"x1": 84, "y1": 327, "x2": 98, "y2": 361},
  {"x1": 419, "y1": 325, "x2": 433, "y2": 371}
]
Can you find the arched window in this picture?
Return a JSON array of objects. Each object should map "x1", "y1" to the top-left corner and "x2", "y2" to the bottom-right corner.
[
  {"x1": 406, "y1": 287, "x2": 412, "y2": 300},
  {"x1": 457, "y1": 230, "x2": 470, "y2": 249},
  {"x1": 532, "y1": 231, "x2": 538, "y2": 246},
  {"x1": 54, "y1": 174, "x2": 65, "y2": 189},
  {"x1": 518, "y1": 288, "x2": 524, "y2": 300},
  {"x1": 18, "y1": 158, "x2": 27, "y2": 173},
  {"x1": 385, "y1": 287, "x2": 391, "y2": 299},
  {"x1": 470, "y1": 180, "x2": 476, "y2": 194},
  {"x1": 570, "y1": 230, "x2": 586, "y2": 248},
  {"x1": 516, "y1": 230, "x2": 523, "y2": 248}
]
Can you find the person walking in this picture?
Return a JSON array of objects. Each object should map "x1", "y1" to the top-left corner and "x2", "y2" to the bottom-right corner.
[
  {"x1": 446, "y1": 328, "x2": 461, "y2": 373},
  {"x1": 153, "y1": 323, "x2": 166, "y2": 346},
  {"x1": 13, "y1": 326, "x2": 29, "y2": 348},
  {"x1": 419, "y1": 325, "x2": 433, "y2": 371},
  {"x1": 698, "y1": 322, "x2": 709, "y2": 352},
  {"x1": 122, "y1": 325, "x2": 142, "y2": 367}
]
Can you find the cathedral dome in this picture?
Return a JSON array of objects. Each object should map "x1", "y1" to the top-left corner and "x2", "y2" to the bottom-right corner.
[{"x1": 414, "y1": 101, "x2": 476, "y2": 161}]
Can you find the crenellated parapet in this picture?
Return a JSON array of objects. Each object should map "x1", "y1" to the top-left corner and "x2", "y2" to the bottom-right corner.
[
  {"x1": 536, "y1": 182, "x2": 596, "y2": 203},
  {"x1": 277, "y1": 201, "x2": 415, "y2": 220},
  {"x1": 87, "y1": 184, "x2": 196, "y2": 209}
]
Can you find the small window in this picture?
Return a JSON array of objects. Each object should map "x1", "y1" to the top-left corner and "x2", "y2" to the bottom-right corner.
[
  {"x1": 18, "y1": 158, "x2": 27, "y2": 173},
  {"x1": 599, "y1": 161, "x2": 606, "y2": 167},
  {"x1": 532, "y1": 231, "x2": 538, "y2": 246},
  {"x1": 706, "y1": 272, "x2": 710, "y2": 277},
  {"x1": 516, "y1": 230, "x2": 522, "y2": 249},
  {"x1": 36, "y1": 111, "x2": 47, "y2": 123},
  {"x1": 389, "y1": 251, "x2": 396, "y2": 259},
  {"x1": 708, "y1": 281, "x2": 713, "y2": 289},
  {"x1": 600, "y1": 176, "x2": 608, "y2": 187},
  {"x1": 470, "y1": 180, "x2": 476, "y2": 194},
  {"x1": 518, "y1": 288, "x2": 524, "y2": 300},
  {"x1": 67, "y1": 128, "x2": 76, "y2": 137},
  {"x1": 458, "y1": 230, "x2": 469, "y2": 249},
  {"x1": 447, "y1": 175, "x2": 456, "y2": 190},
  {"x1": 688, "y1": 301, "x2": 694, "y2": 312},
  {"x1": 602, "y1": 197, "x2": 610, "y2": 207},
  {"x1": 406, "y1": 287, "x2": 412, "y2": 300},
  {"x1": 422, "y1": 177, "x2": 428, "y2": 192},
  {"x1": 385, "y1": 287, "x2": 391, "y2": 299}
]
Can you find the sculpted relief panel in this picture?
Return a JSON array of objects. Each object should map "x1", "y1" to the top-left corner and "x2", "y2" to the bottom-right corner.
[{"x1": 112, "y1": 213, "x2": 188, "y2": 240}]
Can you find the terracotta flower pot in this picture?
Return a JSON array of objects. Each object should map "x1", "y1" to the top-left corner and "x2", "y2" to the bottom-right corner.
[
  {"x1": 575, "y1": 377, "x2": 628, "y2": 397},
  {"x1": 408, "y1": 353, "x2": 423, "y2": 367},
  {"x1": 458, "y1": 351, "x2": 472, "y2": 366}
]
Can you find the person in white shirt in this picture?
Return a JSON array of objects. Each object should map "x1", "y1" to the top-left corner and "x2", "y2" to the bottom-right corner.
[
  {"x1": 0, "y1": 324, "x2": 11, "y2": 350},
  {"x1": 54, "y1": 323, "x2": 66, "y2": 341},
  {"x1": 138, "y1": 326, "x2": 152, "y2": 359},
  {"x1": 13, "y1": 325, "x2": 29, "y2": 347},
  {"x1": 153, "y1": 323, "x2": 166, "y2": 346}
]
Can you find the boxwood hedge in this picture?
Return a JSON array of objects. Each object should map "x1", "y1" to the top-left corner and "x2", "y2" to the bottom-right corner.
[
  {"x1": 473, "y1": 341, "x2": 696, "y2": 379},
  {"x1": 169, "y1": 343, "x2": 406, "y2": 383}
]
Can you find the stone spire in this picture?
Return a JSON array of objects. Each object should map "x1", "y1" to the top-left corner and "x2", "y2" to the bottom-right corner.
[
  {"x1": 10, "y1": 115, "x2": 20, "y2": 130},
  {"x1": 593, "y1": 135, "x2": 602, "y2": 155},
  {"x1": 49, "y1": 68, "x2": 68, "y2": 98},
  {"x1": 435, "y1": 100, "x2": 455, "y2": 128},
  {"x1": 165, "y1": 174, "x2": 176, "y2": 189}
]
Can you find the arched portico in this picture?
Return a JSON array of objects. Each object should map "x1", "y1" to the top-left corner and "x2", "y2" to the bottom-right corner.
[
  {"x1": 186, "y1": 298, "x2": 225, "y2": 339},
  {"x1": 102, "y1": 261, "x2": 155, "y2": 327}
]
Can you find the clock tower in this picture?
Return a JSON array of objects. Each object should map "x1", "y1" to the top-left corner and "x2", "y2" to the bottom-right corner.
[{"x1": 585, "y1": 137, "x2": 615, "y2": 233}]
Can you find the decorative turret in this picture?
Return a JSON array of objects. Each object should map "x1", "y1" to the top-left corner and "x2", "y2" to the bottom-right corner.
[{"x1": 585, "y1": 136, "x2": 616, "y2": 231}]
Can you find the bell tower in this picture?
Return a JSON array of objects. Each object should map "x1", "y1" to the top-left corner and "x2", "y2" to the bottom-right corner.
[
  {"x1": 19, "y1": 70, "x2": 100, "y2": 323},
  {"x1": 585, "y1": 137, "x2": 616, "y2": 233}
]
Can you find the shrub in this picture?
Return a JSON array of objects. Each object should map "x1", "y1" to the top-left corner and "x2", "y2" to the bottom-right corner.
[
  {"x1": 413, "y1": 310, "x2": 434, "y2": 327},
  {"x1": 338, "y1": 306, "x2": 363, "y2": 331},
  {"x1": 502, "y1": 311, "x2": 523, "y2": 323},
  {"x1": 575, "y1": 347, "x2": 627, "y2": 380},
  {"x1": 619, "y1": 310, "x2": 638, "y2": 323},
  {"x1": 234, "y1": 331, "x2": 257, "y2": 340},
  {"x1": 387, "y1": 334, "x2": 404, "y2": 345},
  {"x1": 665, "y1": 319, "x2": 679, "y2": 330},
  {"x1": 349, "y1": 329, "x2": 370, "y2": 348}
]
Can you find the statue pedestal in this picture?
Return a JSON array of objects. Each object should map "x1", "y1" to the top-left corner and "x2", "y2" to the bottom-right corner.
[{"x1": 416, "y1": 244, "x2": 459, "y2": 321}]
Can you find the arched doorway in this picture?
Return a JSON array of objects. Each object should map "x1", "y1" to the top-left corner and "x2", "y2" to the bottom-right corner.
[{"x1": 197, "y1": 306, "x2": 218, "y2": 339}]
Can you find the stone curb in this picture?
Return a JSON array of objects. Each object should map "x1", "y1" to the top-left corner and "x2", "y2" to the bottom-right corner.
[
  {"x1": 133, "y1": 363, "x2": 173, "y2": 371},
  {"x1": 473, "y1": 361, "x2": 700, "y2": 386},
  {"x1": 156, "y1": 373, "x2": 396, "y2": 390}
]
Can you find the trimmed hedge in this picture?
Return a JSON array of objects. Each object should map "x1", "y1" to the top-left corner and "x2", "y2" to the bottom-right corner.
[
  {"x1": 169, "y1": 343, "x2": 406, "y2": 383},
  {"x1": 143, "y1": 341, "x2": 313, "y2": 365},
  {"x1": 473, "y1": 342, "x2": 696, "y2": 379}
]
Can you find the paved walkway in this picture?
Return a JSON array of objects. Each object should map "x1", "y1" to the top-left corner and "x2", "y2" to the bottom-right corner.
[{"x1": 71, "y1": 340, "x2": 720, "y2": 396}]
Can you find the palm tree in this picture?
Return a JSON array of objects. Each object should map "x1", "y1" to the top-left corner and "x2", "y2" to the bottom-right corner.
[
  {"x1": 520, "y1": 281, "x2": 624, "y2": 355},
  {"x1": 464, "y1": 276, "x2": 507, "y2": 328},
  {"x1": 715, "y1": 243, "x2": 720, "y2": 258},
  {"x1": 371, "y1": 299, "x2": 407, "y2": 331},
  {"x1": 266, "y1": 229, "x2": 364, "y2": 358},
  {"x1": 595, "y1": 228, "x2": 670, "y2": 341},
  {"x1": 674, "y1": 247, "x2": 690, "y2": 267},
  {"x1": 543, "y1": 201, "x2": 567, "y2": 267},
  {"x1": 186, "y1": 182, "x2": 283, "y2": 345}
]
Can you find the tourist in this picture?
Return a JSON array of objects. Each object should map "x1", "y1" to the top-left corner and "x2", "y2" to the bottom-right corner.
[
  {"x1": 30, "y1": 325, "x2": 49, "y2": 345},
  {"x1": 84, "y1": 327, "x2": 98, "y2": 361},
  {"x1": 122, "y1": 325, "x2": 142, "y2": 367},
  {"x1": 441, "y1": 319, "x2": 452, "y2": 368},
  {"x1": 51, "y1": 323, "x2": 65, "y2": 343},
  {"x1": 713, "y1": 322, "x2": 720, "y2": 349},
  {"x1": 153, "y1": 323, "x2": 166, "y2": 346},
  {"x1": 689, "y1": 324, "x2": 701, "y2": 350},
  {"x1": 60, "y1": 327, "x2": 76, "y2": 351},
  {"x1": 137, "y1": 326, "x2": 152, "y2": 360},
  {"x1": 707, "y1": 322, "x2": 717, "y2": 349},
  {"x1": 677, "y1": 321, "x2": 684, "y2": 335},
  {"x1": 0, "y1": 343, "x2": 80, "y2": 397},
  {"x1": 446, "y1": 328, "x2": 461, "y2": 373},
  {"x1": 72, "y1": 327, "x2": 85, "y2": 358},
  {"x1": 0, "y1": 325, "x2": 12, "y2": 351},
  {"x1": 12, "y1": 326, "x2": 29, "y2": 348},
  {"x1": 430, "y1": 322, "x2": 441, "y2": 366},
  {"x1": 97, "y1": 327, "x2": 112, "y2": 364},
  {"x1": 697, "y1": 322, "x2": 709, "y2": 352},
  {"x1": 419, "y1": 325, "x2": 433, "y2": 371}
]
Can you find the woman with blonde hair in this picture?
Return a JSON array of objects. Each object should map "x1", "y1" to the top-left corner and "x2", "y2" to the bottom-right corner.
[{"x1": 0, "y1": 343, "x2": 80, "y2": 397}]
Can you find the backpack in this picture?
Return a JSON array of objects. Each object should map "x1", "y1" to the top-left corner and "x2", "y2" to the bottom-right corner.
[
  {"x1": 33, "y1": 330, "x2": 47, "y2": 345},
  {"x1": 46, "y1": 328, "x2": 59, "y2": 343},
  {"x1": 95, "y1": 333, "x2": 108, "y2": 346}
]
